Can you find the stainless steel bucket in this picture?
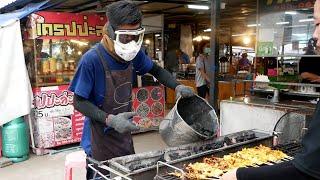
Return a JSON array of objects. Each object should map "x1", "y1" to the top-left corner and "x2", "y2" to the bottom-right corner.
[{"x1": 159, "y1": 95, "x2": 219, "y2": 146}]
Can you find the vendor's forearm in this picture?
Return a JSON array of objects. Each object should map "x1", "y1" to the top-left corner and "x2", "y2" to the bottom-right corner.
[
  {"x1": 73, "y1": 94, "x2": 107, "y2": 123},
  {"x1": 301, "y1": 72, "x2": 320, "y2": 81},
  {"x1": 148, "y1": 63, "x2": 180, "y2": 89}
]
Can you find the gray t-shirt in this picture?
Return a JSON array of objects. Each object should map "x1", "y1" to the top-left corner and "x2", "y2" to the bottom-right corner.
[{"x1": 195, "y1": 55, "x2": 207, "y2": 87}]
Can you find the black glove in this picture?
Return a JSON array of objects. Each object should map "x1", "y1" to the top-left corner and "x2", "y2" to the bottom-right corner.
[
  {"x1": 175, "y1": 84, "x2": 194, "y2": 99},
  {"x1": 106, "y1": 112, "x2": 139, "y2": 133}
]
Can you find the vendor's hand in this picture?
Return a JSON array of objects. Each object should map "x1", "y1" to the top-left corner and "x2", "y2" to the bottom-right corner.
[
  {"x1": 106, "y1": 112, "x2": 139, "y2": 133},
  {"x1": 175, "y1": 84, "x2": 194, "y2": 99},
  {"x1": 221, "y1": 169, "x2": 238, "y2": 180},
  {"x1": 311, "y1": 77, "x2": 320, "y2": 83}
]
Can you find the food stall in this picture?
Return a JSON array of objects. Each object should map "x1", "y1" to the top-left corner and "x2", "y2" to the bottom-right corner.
[
  {"x1": 23, "y1": 11, "x2": 105, "y2": 154},
  {"x1": 220, "y1": 0, "x2": 319, "y2": 137},
  {"x1": 24, "y1": 12, "x2": 166, "y2": 154}
]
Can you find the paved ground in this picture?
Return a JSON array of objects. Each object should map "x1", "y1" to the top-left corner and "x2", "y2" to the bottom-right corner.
[{"x1": 0, "y1": 131, "x2": 167, "y2": 180}]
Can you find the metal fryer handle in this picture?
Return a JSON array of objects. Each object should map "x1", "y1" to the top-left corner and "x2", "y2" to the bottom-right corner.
[
  {"x1": 156, "y1": 161, "x2": 185, "y2": 177},
  {"x1": 88, "y1": 163, "x2": 112, "y2": 180},
  {"x1": 87, "y1": 156, "x2": 132, "y2": 180}
]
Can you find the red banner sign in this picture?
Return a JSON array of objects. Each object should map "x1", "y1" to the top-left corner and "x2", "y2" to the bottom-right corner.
[{"x1": 26, "y1": 11, "x2": 107, "y2": 40}]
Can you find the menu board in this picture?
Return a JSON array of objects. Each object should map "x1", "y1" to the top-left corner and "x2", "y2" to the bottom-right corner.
[
  {"x1": 31, "y1": 85, "x2": 84, "y2": 148},
  {"x1": 132, "y1": 86, "x2": 165, "y2": 131}
]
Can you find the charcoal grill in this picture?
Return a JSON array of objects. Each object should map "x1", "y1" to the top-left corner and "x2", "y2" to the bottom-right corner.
[
  {"x1": 102, "y1": 130, "x2": 273, "y2": 180},
  {"x1": 154, "y1": 142, "x2": 302, "y2": 180},
  {"x1": 273, "y1": 142, "x2": 303, "y2": 157}
]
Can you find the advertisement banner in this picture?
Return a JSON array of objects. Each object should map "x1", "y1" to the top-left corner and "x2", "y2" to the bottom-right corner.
[
  {"x1": 257, "y1": 42, "x2": 274, "y2": 56},
  {"x1": 32, "y1": 85, "x2": 84, "y2": 148},
  {"x1": 259, "y1": 0, "x2": 315, "y2": 13},
  {"x1": 26, "y1": 11, "x2": 107, "y2": 40}
]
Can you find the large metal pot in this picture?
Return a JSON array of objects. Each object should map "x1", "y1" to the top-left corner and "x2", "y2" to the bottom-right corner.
[{"x1": 159, "y1": 95, "x2": 219, "y2": 146}]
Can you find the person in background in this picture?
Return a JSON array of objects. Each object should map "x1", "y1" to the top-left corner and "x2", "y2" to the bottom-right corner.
[
  {"x1": 238, "y1": 53, "x2": 251, "y2": 71},
  {"x1": 177, "y1": 49, "x2": 190, "y2": 64},
  {"x1": 165, "y1": 49, "x2": 179, "y2": 79},
  {"x1": 221, "y1": 1, "x2": 320, "y2": 179},
  {"x1": 69, "y1": 1, "x2": 194, "y2": 179},
  {"x1": 195, "y1": 44, "x2": 210, "y2": 99},
  {"x1": 299, "y1": 38, "x2": 320, "y2": 84}
]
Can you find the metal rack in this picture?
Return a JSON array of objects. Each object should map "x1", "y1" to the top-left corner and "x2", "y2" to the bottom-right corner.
[{"x1": 228, "y1": 79, "x2": 320, "y2": 98}]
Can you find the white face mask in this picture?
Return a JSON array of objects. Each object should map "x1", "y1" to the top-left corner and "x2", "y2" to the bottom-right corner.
[
  {"x1": 113, "y1": 28, "x2": 145, "y2": 61},
  {"x1": 114, "y1": 39, "x2": 142, "y2": 61}
]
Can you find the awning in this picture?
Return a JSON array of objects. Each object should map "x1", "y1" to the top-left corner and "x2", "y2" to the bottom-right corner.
[{"x1": 0, "y1": 0, "x2": 65, "y2": 27}]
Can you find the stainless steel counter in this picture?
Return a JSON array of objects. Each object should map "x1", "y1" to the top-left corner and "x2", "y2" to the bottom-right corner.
[{"x1": 220, "y1": 97, "x2": 316, "y2": 136}]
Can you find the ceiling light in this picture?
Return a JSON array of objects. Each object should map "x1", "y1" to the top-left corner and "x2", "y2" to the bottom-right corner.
[
  {"x1": 202, "y1": 36, "x2": 210, "y2": 40},
  {"x1": 243, "y1": 36, "x2": 251, "y2": 45},
  {"x1": 145, "y1": 39, "x2": 151, "y2": 44},
  {"x1": 187, "y1": 4, "x2": 209, "y2": 10},
  {"x1": 204, "y1": 28, "x2": 211, "y2": 32},
  {"x1": 276, "y1": 21, "x2": 290, "y2": 25},
  {"x1": 299, "y1": 18, "x2": 314, "y2": 22},
  {"x1": 232, "y1": 33, "x2": 245, "y2": 37},
  {"x1": 285, "y1": 11, "x2": 297, "y2": 15},
  {"x1": 193, "y1": 35, "x2": 210, "y2": 42},
  {"x1": 193, "y1": 36, "x2": 202, "y2": 42},
  {"x1": 232, "y1": 33, "x2": 256, "y2": 37},
  {"x1": 247, "y1": 24, "x2": 261, "y2": 27},
  {"x1": 155, "y1": 34, "x2": 160, "y2": 37}
]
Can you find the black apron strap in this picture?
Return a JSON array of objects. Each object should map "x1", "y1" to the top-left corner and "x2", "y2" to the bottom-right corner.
[{"x1": 94, "y1": 46, "x2": 116, "y2": 86}]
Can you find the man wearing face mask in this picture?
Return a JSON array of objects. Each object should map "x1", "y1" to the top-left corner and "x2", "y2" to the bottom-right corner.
[
  {"x1": 69, "y1": 1, "x2": 194, "y2": 179},
  {"x1": 222, "y1": 1, "x2": 320, "y2": 179},
  {"x1": 195, "y1": 43, "x2": 210, "y2": 99}
]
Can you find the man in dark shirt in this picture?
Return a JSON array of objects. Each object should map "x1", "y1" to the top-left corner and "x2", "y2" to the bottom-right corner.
[{"x1": 299, "y1": 38, "x2": 320, "y2": 84}]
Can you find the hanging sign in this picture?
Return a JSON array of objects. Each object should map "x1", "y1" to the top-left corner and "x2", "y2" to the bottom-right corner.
[{"x1": 26, "y1": 11, "x2": 107, "y2": 40}]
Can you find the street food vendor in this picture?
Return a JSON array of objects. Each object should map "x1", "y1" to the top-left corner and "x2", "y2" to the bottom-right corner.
[
  {"x1": 299, "y1": 38, "x2": 320, "y2": 85},
  {"x1": 69, "y1": 1, "x2": 194, "y2": 179},
  {"x1": 177, "y1": 49, "x2": 190, "y2": 64},
  {"x1": 222, "y1": 1, "x2": 320, "y2": 179}
]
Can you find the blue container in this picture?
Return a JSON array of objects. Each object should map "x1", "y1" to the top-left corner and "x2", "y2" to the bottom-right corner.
[{"x1": 2, "y1": 117, "x2": 29, "y2": 162}]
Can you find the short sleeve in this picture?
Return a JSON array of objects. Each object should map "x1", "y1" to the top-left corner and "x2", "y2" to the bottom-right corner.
[
  {"x1": 69, "y1": 55, "x2": 94, "y2": 99},
  {"x1": 183, "y1": 53, "x2": 190, "y2": 63},
  {"x1": 132, "y1": 50, "x2": 154, "y2": 75},
  {"x1": 196, "y1": 56, "x2": 204, "y2": 70}
]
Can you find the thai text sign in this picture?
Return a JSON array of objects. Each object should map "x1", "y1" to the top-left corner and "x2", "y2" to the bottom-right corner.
[{"x1": 27, "y1": 11, "x2": 107, "y2": 40}]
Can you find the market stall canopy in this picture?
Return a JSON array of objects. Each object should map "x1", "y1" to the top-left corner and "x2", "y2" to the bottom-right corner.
[{"x1": 0, "y1": 0, "x2": 65, "y2": 27}]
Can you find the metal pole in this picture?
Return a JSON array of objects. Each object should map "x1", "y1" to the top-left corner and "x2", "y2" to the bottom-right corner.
[{"x1": 209, "y1": 0, "x2": 220, "y2": 110}]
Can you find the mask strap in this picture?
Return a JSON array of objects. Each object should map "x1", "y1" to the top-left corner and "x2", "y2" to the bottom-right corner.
[{"x1": 107, "y1": 24, "x2": 116, "y2": 40}]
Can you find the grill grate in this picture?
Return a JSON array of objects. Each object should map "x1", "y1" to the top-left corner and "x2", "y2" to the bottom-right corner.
[{"x1": 273, "y1": 142, "x2": 303, "y2": 157}]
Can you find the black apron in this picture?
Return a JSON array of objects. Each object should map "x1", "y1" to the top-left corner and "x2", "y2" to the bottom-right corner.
[
  {"x1": 90, "y1": 45, "x2": 135, "y2": 173},
  {"x1": 293, "y1": 101, "x2": 320, "y2": 179}
]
